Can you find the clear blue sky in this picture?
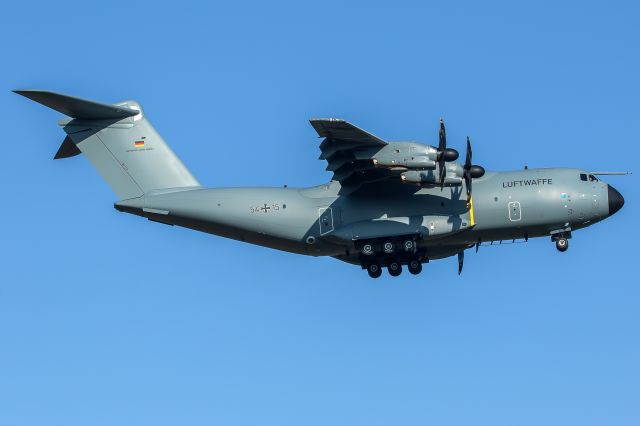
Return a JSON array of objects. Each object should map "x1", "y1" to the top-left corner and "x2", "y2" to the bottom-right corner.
[{"x1": 1, "y1": 1, "x2": 638, "y2": 425}]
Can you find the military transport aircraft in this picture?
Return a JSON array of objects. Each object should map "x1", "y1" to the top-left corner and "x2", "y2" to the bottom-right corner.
[{"x1": 16, "y1": 90, "x2": 627, "y2": 278}]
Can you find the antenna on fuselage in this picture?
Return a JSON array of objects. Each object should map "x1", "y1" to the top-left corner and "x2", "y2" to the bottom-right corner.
[{"x1": 590, "y1": 171, "x2": 632, "y2": 175}]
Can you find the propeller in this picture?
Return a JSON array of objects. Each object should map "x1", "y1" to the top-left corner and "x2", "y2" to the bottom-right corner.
[
  {"x1": 458, "y1": 250, "x2": 464, "y2": 275},
  {"x1": 437, "y1": 118, "x2": 459, "y2": 189},
  {"x1": 462, "y1": 136, "x2": 485, "y2": 205}
]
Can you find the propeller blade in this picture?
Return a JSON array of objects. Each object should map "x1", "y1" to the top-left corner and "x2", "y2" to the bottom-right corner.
[
  {"x1": 465, "y1": 175, "x2": 472, "y2": 204},
  {"x1": 435, "y1": 118, "x2": 460, "y2": 190},
  {"x1": 438, "y1": 118, "x2": 447, "y2": 190},
  {"x1": 462, "y1": 136, "x2": 484, "y2": 205},
  {"x1": 458, "y1": 251, "x2": 464, "y2": 275},
  {"x1": 438, "y1": 118, "x2": 446, "y2": 151},
  {"x1": 463, "y1": 137, "x2": 474, "y2": 205}
]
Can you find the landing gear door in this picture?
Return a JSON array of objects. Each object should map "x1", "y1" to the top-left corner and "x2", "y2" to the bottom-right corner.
[
  {"x1": 508, "y1": 201, "x2": 522, "y2": 221},
  {"x1": 319, "y1": 207, "x2": 334, "y2": 235}
]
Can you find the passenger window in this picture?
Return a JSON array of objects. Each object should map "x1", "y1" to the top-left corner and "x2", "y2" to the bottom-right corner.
[
  {"x1": 588, "y1": 174, "x2": 598, "y2": 182},
  {"x1": 580, "y1": 173, "x2": 588, "y2": 181}
]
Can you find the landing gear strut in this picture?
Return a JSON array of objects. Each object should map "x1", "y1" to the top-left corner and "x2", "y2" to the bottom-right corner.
[{"x1": 555, "y1": 237, "x2": 569, "y2": 252}]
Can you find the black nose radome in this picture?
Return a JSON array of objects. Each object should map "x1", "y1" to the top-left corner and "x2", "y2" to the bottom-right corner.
[{"x1": 608, "y1": 185, "x2": 625, "y2": 216}]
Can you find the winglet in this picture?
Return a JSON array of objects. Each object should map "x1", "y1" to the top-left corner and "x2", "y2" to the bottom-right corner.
[{"x1": 13, "y1": 90, "x2": 139, "y2": 120}]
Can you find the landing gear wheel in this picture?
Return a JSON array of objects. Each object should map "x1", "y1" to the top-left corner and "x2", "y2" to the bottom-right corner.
[
  {"x1": 408, "y1": 259, "x2": 422, "y2": 275},
  {"x1": 383, "y1": 241, "x2": 395, "y2": 254},
  {"x1": 403, "y1": 239, "x2": 415, "y2": 252},
  {"x1": 388, "y1": 261, "x2": 402, "y2": 277},
  {"x1": 362, "y1": 243, "x2": 374, "y2": 256},
  {"x1": 367, "y1": 263, "x2": 382, "y2": 278},
  {"x1": 556, "y1": 237, "x2": 569, "y2": 252}
]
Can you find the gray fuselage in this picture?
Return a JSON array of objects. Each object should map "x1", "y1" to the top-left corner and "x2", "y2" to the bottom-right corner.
[{"x1": 115, "y1": 167, "x2": 621, "y2": 265}]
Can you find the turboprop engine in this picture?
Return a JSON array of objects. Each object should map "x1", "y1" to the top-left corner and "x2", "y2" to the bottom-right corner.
[
  {"x1": 400, "y1": 134, "x2": 486, "y2": 205},
  {"x1": 366, "y1": 119, "x2": 485, "y2": 202}
]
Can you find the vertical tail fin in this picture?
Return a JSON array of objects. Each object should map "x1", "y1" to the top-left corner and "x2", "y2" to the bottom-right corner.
[{"x1": 15, "y1": 90, "x2": 200, "y2": 200}]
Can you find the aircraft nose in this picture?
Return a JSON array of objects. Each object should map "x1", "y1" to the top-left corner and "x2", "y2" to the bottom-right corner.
[{"x1": 607, "y1": 184, "x2": 625, "y2": 216}]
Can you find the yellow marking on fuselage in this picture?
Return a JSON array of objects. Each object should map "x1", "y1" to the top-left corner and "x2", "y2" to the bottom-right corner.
[{"x1": 469, "y1": 196, "x2": 475, "y2": 226}]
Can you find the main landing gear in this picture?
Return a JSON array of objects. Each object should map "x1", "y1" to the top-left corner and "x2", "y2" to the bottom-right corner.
[
  {"x1": 408, "y1": 259, "x2": 422, "y2": 275},
  {"x1": 367, "y1": 263, "x2": 382, "y2": 278},
  {"x1": 359, "y1": 236, "x2": 424, "y2": 279},
  {"x1": 388, "y1": 260, "x2": 402, "y2": 277}
]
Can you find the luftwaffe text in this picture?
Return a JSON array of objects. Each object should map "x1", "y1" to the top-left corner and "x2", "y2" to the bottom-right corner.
[{"x1": 502, "y1": 178, "x2": 552, "y2": 188}]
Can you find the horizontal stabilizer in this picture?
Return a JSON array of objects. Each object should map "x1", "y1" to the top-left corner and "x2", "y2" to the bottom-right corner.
[
  {"x1": 54, "y1": 135, "x2": 81, "y2": 159},
  {"x1": 13, "y1": 90, "x2": 139, "y2": 120}
]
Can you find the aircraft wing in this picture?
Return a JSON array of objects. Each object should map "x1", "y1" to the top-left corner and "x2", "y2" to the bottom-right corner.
[{"x1": 310, "y1": 118, "x2": 393, "y2": 188}]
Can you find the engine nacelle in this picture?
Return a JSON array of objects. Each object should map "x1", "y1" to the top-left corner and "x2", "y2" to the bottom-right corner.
[
  {"x1": 374, "y1": 155, "x2": 436, "y2": 169},
  {"x1": 400, "y1": 163, "x2": 463, "y2": 186},
  {"x1": 370, "y1": 142, "x2": 439, "y2": 170}
]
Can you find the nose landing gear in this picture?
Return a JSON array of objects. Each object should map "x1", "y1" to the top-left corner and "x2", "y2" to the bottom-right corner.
[
  {"x1": 555, "y1": 237, "x2": 569, "y2": 252},
  {"x1": 551, "y1": 230, "x2": 571, "y2": 252}
]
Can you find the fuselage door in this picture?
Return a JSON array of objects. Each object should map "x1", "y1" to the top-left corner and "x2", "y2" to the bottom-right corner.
[
  {"x1": 508, "y1": 201, "x2": 522, "y2": 221},
  {"x1": 576, "y1": 192, "x2": 589, "y2": 220},
  {"x1": 319, "y1": 207, "x2": 334, "y2": 235}
]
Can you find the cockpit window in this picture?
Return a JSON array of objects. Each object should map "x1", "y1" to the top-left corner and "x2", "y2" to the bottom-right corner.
[
  {"x1": 580, "y1": 173, "x2": 588, "y2": 181},
  {"x1": 588, "y1": 174, "x2": 598, "y2": 182}
]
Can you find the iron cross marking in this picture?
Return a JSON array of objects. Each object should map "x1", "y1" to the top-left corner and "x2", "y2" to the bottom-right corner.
[{"x1": 260, "y1": 203, "x2": 271, "y2": 213}]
